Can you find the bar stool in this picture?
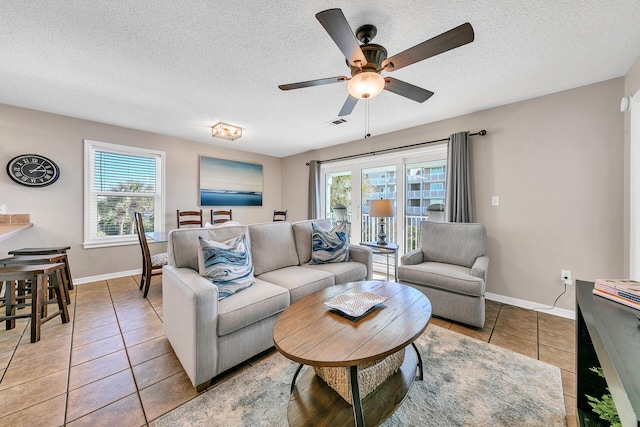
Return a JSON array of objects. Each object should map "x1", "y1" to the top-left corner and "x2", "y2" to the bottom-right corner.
[
  {"x1": 0, "y1": 254, "x2": 71, "y2": 304},
  {"x1": 8, "y1": 246, "x2": 74, "y2": 290},
  {"x1": 0, "y1": 263, "x2": 70, "y2": 343}
]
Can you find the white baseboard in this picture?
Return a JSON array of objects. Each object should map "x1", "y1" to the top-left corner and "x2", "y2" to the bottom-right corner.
[
  {"x1": 485, "y1": 292, "x2": 575, "y2": 320},
  {"x1": 73, "y1": 269, "x2": 141, "y2": 285}
]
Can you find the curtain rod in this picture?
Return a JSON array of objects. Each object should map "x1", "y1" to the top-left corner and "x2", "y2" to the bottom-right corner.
[{"x1": 306, "y1": 130, "x2": 487, "y2": 166}]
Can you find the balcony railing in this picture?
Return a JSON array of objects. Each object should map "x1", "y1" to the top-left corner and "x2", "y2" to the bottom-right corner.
[
  {"x1": 406, "y1": 190, "x2": 445, "y2": 199},
  {"x1": 406, "y1": 173, "x2": 446, "y2": 184},
  {"x1": 367, "y1": 192, "x2": 397, "y2": 201},
  {"x1": 366, "y1": 177, "x2": 397, "y2": 186},
  {"x1": 361, "y1": 214, "x2": 431, "y2": 254}
]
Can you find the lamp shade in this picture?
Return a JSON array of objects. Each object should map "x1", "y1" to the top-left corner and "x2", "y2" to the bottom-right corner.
[
  {"x1": 369, "y1": 199, "x2": 394, "y2": 217},
  {"x1": 347, "y1": 71, "x2": 385, "y2": 99}
]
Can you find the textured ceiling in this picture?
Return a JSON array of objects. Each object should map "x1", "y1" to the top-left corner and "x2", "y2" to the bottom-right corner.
[{"x1": 1, "y1": 1, "x2": 640, "y2": 157}]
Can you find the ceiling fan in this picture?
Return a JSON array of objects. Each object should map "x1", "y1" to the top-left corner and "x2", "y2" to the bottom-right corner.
[{"x1": 278, "y1": 8, "x2": 474, "y2": 116}]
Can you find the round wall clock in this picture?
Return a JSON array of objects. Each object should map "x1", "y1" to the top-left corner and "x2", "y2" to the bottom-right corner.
[{"x1": 6, "y1": 154, "x2": 60, "y2": 187}]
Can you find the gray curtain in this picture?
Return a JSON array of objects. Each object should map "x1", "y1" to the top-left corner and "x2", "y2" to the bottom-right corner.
[
  {"x1": 445, "y1": 131, "x2": 473, "y2": 222},
  {"x1": 308, "y1": 160, "x2": 321, "y2": 220}
]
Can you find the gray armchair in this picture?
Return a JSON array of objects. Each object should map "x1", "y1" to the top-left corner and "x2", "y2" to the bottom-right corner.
[{"x1": 398, "y1": 221, "x2": 488, "y2": 328}]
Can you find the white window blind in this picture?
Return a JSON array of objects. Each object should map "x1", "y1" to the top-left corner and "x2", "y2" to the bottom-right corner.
[{"x1": 84, "y1": 140, "x2": 165, "y2": 249}]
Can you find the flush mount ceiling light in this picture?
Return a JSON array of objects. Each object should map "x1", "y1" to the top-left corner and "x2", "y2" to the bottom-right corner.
[{"x1": 212, "y1": 122, "x2": 242, "y2": 141}]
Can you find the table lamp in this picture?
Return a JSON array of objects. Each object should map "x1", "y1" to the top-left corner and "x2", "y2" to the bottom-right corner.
[{"x1": 369, "y1": 199, "x2": 394, "y2": 245}]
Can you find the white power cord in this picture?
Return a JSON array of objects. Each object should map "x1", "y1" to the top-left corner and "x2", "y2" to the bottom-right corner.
[{"x1": 532, "y1": 282, "x2": 568, "y2": 311}]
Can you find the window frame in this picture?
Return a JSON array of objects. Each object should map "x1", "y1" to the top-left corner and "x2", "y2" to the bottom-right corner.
[{"x1": 83, "y1": 139, "x2": 165, "y2": 249}]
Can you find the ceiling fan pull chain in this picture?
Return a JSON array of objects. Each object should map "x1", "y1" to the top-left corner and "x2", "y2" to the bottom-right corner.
[{"x1": 364, "y1": 99, "x2": 371, "y2": 139}]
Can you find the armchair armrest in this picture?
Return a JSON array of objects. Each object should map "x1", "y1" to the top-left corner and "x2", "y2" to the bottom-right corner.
[
  {"x1": 349, "y1": 245, "x2": 373, "y2": 280},
  {"x1": 401, "y1": 248, "x2": 424, "y2": 265},
  {"x1": 471, "y1": 256, "x2": 489, "y2": 280}
]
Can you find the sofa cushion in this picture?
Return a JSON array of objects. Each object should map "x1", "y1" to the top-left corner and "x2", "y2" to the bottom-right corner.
[
  {"x1": 398, "y1": 262, "x2": 485, "y2": 297},
  {"x1": 420, "y1": 222, "x2": 486, "y2": 268},
  {"x1": 292, "y1": 218, "x2": 333, "y2": 264},
  {"x1": 217, "y1": 278, "x2": 290, "y2": 336},
  {"x1": 249, "y1": 222, "x2": 300, "y2": 275},
  {"x1": 258, "y1": 266, "x2": 334, "y2": 303},
  {"x1": 301, "y1": 261, "x2": 366, "y2": 285},
  {"x1": 309, "y1": 222, "x2": 349, "y2": 264},
  {"x1": 198, "y1": 234, "x2": 255, "y2": 300}
]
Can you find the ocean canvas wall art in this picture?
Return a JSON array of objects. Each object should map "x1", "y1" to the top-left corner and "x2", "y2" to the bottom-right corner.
[{"x1": 199, "y1": 156, "x2": 263, "y2": 206}]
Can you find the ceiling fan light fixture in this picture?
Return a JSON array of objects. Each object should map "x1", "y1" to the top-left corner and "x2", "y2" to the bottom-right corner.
[
  {"x1": 211, "y1": 122, "x2": 242, "y2": 141},
  {"x1": 347, "y1": 71, "x2": 385, "y2": 99}
]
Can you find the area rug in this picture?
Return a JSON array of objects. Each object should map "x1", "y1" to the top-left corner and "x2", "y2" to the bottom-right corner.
[{"x1": 154, "y1": 326, "x2": 566, "y2": 426}]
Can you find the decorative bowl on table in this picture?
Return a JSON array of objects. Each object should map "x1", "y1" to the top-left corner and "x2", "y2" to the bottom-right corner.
[{"x1": 324, "y1": 289, "x2": 387, "y2": 318}]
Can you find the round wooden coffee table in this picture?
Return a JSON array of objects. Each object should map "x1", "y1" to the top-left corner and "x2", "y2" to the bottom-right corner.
[{"x1": 273, "y1": 280, "x2": 432, "y2": 427}]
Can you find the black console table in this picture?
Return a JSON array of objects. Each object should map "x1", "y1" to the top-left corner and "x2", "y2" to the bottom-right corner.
[{"x1": 576, "y1": 280, "x2": 640, "y2": 426}]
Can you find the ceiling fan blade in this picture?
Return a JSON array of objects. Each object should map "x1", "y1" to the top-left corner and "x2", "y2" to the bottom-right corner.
[
  {"x1": 316, "y1": 9, "x2": 367, "y2": 67},
  {"x1": 278, "y1": 76, "x2": 348, "y2": 91},
  {"x1": 384, "y1": 77, "x2": 434, "y2": 103},
  {"x1": 338, "y1": 95, "x2": 358, "y2": 116},
  {"x1": 382, "y1": 22, "x2": 474, "y2": 72}
]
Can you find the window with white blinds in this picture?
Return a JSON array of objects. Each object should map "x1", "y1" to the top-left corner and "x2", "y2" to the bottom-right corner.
[{"x1": 83, "y1": 140, "x2": 165, "y2": 248}]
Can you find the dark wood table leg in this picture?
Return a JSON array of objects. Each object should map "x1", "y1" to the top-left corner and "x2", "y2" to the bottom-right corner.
[
  {"x1": 412, "y1": 342, "x2": 423, "y2": 380},
  {"x1": 349, "y1": 366, "x2": 364, "y2": 427},
  {"x1": 51, "y1": 271, "x2": 69, "y2": 323},
  {"x1": 5, "y1": 280, "x2": 16, "y2": 330},
  {"x1": 290, "y1": 363, "x2": 304, "y2": 394},
  {"x1": 63, "y1": 256, "x2": 73, "y2": 290},
  {"x1": 30, "y1": 275, "x2": 41, "y2": 343}
]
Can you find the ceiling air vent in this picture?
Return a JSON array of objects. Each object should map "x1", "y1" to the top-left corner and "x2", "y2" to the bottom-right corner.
[{"x1": 328, "y1": 118, "x2": 348, "y2": 126}]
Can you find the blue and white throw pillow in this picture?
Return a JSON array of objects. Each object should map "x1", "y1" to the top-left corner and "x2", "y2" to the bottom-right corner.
[
  {"x1": 309, "y1": 222, "x2": 349, "y2": 265},
  {"x1": 198, "y1": 233, "x2": 255, "y2": 300}
]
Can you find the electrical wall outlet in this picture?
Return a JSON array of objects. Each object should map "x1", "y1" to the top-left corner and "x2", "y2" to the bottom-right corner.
[
  {"x1": 0, "y1": 204, "x2": 6, "y2": 214},
  {"x1": 561, "y1": 270, "x2": 572, "y2": 285}
]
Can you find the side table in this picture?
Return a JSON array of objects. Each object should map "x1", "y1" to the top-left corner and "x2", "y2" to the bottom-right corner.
[{"x1": 359, "y1": 241, "x2": 399, "y2": 282}]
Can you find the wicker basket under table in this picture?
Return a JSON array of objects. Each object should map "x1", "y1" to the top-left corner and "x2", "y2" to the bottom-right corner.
[{"x1": 314, "y1": 348, "x2": 406, "y2": 405}]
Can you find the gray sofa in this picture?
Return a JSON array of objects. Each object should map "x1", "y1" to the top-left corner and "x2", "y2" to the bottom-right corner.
[
  {"x1": 398, "y1": 221, "x2": 488, "y2": 328},
  {"x1": 162, "y1": 219, "x2": 373, "y2": 391}
]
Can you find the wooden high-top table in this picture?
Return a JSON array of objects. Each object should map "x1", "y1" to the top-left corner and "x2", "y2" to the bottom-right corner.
[{"x1": 273, "y1": 280, "x2": 432, "y2": 427}]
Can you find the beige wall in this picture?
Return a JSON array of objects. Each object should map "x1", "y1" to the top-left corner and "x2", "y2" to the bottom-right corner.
[
  {"x1": 1, "y1": 74, "x2": 628, "y2": 310},
  {"x1": 623, "y1": 55, "x2": 640, "y2": 276},
  {"x1": 282, "y1": 78, "x2": 625, "y2": 311},
  {"x1": 0, "y1": 104, "x2": 282, "y2": 280}
]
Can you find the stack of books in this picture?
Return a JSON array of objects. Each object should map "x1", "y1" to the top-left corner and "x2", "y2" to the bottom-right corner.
[{"x1": 593, "y1": 279, "x2": 640, "y2": 310}]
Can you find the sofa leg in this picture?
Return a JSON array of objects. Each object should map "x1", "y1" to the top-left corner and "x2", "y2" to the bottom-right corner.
[{"x1": 196, "y1": 380, "x2": 211, "y2": 392}]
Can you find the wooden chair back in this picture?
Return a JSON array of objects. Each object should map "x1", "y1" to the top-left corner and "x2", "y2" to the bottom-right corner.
[
  {"x1": 135, "y1": 212, "x2": 164, "y2": 297},
  {"x1": 177, "y1": 210, "x2": 203, "y2": 228},
  {"x1": 211, "y1": 209, "x2": 233, "y2": 224},
  {"x1": 273, "y1": 209, "x2": 288, "y2": 221}
]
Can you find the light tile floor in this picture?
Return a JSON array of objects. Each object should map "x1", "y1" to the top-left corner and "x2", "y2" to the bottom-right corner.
[{"x1": 0, "y1": 275, "x2": 577, "y2": 426}]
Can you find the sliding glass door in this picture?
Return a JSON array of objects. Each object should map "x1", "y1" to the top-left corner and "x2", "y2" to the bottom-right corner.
[{"x1": 321, "y1": 144, "x2": 447, "y2": 264}]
